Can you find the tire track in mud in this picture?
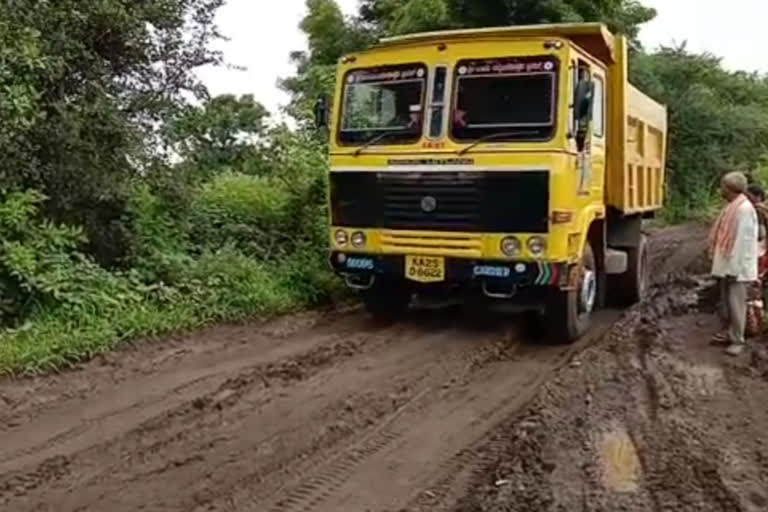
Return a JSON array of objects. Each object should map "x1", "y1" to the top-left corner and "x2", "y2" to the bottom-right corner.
[
  {"x1": 254, "y1": 312, "x2": 621, "y2": 512},
  {"x1": 0, "y1": 318, "x2": 407, "y2": 509},
  {"x1": 0, "y1": 226, "x2": 710, "y2": 512},
  {"x1": 265, "y1": 397, "x2": 424, "y2": 512},
  {"x1": 0, "y1": 312, "x2": 371, "y2": 444},
  {"x1": 0, "y1": 310, "x2": 358, "y2": 426},
  {"x1": 401, "y1": 312, "x2": 621, "y2": 512},
  {"x1": 190, "y1": 319, "x2": 527, "y2": 512},
  {"x1": 0, "y1": 326, "x2": 387, "y2": 468},
  {"x1": 1, "y1": 310, "x2": 529, "y2": 512},
  {"x1": 0, "y1": 275, "x2": 681, "y2": 509}
]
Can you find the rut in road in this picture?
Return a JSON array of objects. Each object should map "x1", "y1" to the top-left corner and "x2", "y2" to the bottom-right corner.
[
  {"x1": 257, "y1": 312, "x2": 619, "y2": 512},
  {"x1": 0, "y1": 304, "x2": 598, "y2": 512},
  {"x1": 0, "y1": 225, "x2": 703, "y2": 512}
]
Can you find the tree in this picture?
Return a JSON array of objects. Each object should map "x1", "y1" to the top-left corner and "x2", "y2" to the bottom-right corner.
[
  {"x1": 286, "y1": 0, "x2": 657, "y2": 123},
  {"x1": 631, "y1": 45, "x2": 768, "y2": 217},
  {"x1": 361, "y1": 0, "x2": 453, "y2": 36},
  {"x1": 0, "y1": 0, "x2": 224, "y2": 264},
  {"x1": 281, "y1": 0, "x2": 374, "y2": 124},
  {"x1": 0, "y1": 20, "x2": 49, "y2": 189},
  {"x1": 359, "y1": 0, "x2": 656, "y2": 39},
  {"x1": 166, "y1": 95, "x2": 270, "y2": 175}
]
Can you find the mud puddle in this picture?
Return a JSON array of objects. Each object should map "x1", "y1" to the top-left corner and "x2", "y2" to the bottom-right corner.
[{"x1": 446, "y1": 276, "x2": 768, "y2": 512}]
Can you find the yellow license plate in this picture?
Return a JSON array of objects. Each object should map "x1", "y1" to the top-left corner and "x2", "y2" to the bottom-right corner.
[{"x1": 405, "y1": 255, "x2": 445, "y2": 283}]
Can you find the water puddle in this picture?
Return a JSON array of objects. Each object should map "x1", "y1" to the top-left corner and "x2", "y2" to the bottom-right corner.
[{"x1": 598, "y1": 426, "x2": 642, "y2": 493}]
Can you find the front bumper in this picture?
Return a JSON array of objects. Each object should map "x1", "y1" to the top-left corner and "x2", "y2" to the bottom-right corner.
[{"x1": 329, "y1": 252, "x2": 567, "y2": 288}]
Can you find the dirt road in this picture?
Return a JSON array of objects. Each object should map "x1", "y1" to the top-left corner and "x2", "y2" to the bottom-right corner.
[{"x1": 2, "y1": 223, "x2": 766, "y2": 512}]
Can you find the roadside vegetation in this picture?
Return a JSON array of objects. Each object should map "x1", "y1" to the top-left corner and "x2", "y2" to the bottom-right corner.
[{"x1": 2, "y1": 0, "x2": 768, "y2": 375}]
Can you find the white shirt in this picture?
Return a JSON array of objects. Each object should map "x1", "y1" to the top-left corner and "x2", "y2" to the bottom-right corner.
[{"x1": 711, "y1": 199, "x2": 758, "y2": 282}]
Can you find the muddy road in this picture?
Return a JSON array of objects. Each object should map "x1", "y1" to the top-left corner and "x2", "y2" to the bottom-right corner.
[
  {"x1": 3, "y1": 222, "x2": 765, "y2": 512},
  {"x1": 1, "y1": 306, "x2": 619, "y2": 512}
]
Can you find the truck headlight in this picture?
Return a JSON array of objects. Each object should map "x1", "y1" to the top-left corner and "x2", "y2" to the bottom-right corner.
[
  {"x1": 351, "y1": 231, "x2": 366, "y2": 248},
  {"x1": 500, "y1": 236, "x2": 522, "y2": 257},
  {"x1": 527, "y1": 236, "x2": 547, "y2": 257},
  {"x1": 334, "y1": 229, "x2": 348, "y2": 246}
]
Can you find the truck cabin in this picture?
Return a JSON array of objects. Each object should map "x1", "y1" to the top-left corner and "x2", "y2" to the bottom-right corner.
[{"x1": 318, "y1": 23, "x2": 620, "y2": 156}]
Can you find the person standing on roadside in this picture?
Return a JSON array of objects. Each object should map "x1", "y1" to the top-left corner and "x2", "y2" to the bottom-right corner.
[
  {"x1": 745, "y1": 183, "x2": 768, "y2": 336},
  {"x1": 709, "y1": 172, "x2": 758, "y2": 356},
  {"x1": 747, "y1": 183, "x2": 768, "y2": 253}
]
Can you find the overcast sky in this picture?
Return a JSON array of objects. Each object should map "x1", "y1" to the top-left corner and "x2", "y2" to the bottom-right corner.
[{"x1": 196, "y1": 0, "x2": 768, "y2": 118}]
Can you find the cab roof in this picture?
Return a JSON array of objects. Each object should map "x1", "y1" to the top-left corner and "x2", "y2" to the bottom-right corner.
[{"x1": 376, "y1": 23, "x2": 617, "y2": 66}]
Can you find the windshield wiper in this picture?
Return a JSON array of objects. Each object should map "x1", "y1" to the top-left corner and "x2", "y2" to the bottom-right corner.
[
  {"x1": 352, "y1": 130, "x2": 407, "y2": 157},
  {"x1": 457, "y1": 130, "x2": 541, "y2": 156}
]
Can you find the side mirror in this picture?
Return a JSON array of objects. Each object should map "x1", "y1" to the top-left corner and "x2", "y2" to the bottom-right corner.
[
  {"x1": 574, "y1": 79, "x2": 594, "y2": 122},
  {"x1": 314, "y1": 95, "x2": 329, "y2": 129},
  {"x1": 574, "y1": 78, "x2": 594, "y2": 152}
]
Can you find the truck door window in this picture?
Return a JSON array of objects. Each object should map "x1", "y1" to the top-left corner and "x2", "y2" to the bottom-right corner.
[
  {"x1": 428, "y1": 66, "x2": 448, "y2": 139},
  {"x1": 338, "y1": 63, "x2": 427, "y2": 146},
  {"x1": 593, "y1": 74, "x2": 605, "y2": 138},
  {"x1": 571, "y1": 63, "x2": 589, "y2": 135},
  {"x1": 451, "y1": 56, "x2": 559, "y2": 142},
  {"x1": 569, "y1": 63, "x2": 576, "y2": 135}
]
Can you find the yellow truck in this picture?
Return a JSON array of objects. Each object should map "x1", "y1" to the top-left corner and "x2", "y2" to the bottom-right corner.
[{"x1": 315, "y1": 23, "x2": 667, "y2": 341}]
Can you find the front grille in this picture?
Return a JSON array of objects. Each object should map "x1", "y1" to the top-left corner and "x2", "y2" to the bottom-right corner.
[
  {"x1": 330, "y1": 170, "x2": 549, "y2": 233},
  {"x1": 379, "y1": 231, "x2": 483, "y2": 258},
  {"x1": 380, "y1": 173, "x2": 481, "y2": 231}
]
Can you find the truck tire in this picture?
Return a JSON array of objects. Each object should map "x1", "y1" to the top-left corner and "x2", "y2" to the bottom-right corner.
[
  {"x1": 362, "y1": 280, "x2": 411, "y2": 318},
  {"x1": 610, "y1": 234, "x2": 649, "y2": 307},
  {"x1": 545, "y1": 242, "x2": 598, "y2": 343}
]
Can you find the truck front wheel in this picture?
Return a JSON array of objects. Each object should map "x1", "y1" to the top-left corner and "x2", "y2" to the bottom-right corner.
[
  {"x1": 361, "y1": 280, "x2": 412, "y2": 318},
  {"x1": 545, "y1": 242, "x2": 598, "y2": 343}
]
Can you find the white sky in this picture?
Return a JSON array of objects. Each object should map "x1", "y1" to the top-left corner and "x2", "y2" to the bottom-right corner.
[{"x1": 196, "y1": 0, "x2": 768, "y2": 118}]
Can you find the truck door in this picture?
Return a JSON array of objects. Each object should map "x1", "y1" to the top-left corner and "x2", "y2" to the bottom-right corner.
[
  {"x1": 589, "y1": 68, "x2": 607, "y2": 199},
  {"x1": 572, "y1": 60, "x2": 606, "y2": 200}
]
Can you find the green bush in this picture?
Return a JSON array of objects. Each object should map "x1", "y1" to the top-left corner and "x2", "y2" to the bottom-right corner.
[
  {"x1": 0, "y1": 190, "x2": 141, "y2": 322},
  {"x1": 190, "y1": 172, "x2": 295, "y2": 258},
  {"x1": 188, "y1": 128, "x2": 330, "y2": 261},
  {"x1": 0, "y1": 180, "x2": 338, "y2": 376},
  {"x1": 0, "y1": 247, "x2": 338, "y2": 375},
  {"x1": 124, "y1": 183, "x2": 194, "y2": 283}
]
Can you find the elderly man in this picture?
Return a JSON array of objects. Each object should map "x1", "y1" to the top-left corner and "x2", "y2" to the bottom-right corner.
[{"x1": 709, "y1": 172, "x2": 759, "y2": 356}]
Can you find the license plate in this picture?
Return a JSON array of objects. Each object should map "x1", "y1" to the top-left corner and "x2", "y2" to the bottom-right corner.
[{"x1": 405, "y1": 255, "x2": 445, "y2": 283}]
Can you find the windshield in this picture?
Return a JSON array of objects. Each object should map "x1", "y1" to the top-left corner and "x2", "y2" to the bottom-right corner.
[
  {"x1": 338, "y1": 63, "x2": 426, "y2": 145},
  {"x1": 452, "y1": 56, "x2": 559, "y2": 142}
]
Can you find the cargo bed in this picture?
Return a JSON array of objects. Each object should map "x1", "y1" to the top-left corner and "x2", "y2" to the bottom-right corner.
[{"x1": 607, "y1": 36, "x2": 667, "y2": 214}]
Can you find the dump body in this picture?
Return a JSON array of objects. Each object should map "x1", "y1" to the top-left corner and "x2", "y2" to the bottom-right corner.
[{"x1": 606, "y1": 36, "x2": 667, "y2": 213}]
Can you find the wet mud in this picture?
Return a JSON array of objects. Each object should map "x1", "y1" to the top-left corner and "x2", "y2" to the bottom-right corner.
[{"x1": 3, "y1": 222, "x2": 763, "y2": 512}]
